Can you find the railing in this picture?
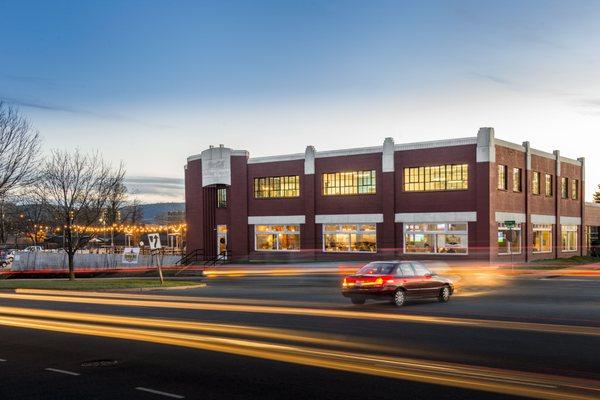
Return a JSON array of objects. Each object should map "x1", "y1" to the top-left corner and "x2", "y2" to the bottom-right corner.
[
  {"x1": 175, "y1": 248, "x2": 204, "y2": 266},
  {"x1": 204, "y1": 250, "x2": 230, "y2": 266}
]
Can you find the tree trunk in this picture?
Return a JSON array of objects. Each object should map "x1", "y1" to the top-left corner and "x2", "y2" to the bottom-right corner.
[{"x1": 68, "y1": 252, "x2": 75, "y2": 281}]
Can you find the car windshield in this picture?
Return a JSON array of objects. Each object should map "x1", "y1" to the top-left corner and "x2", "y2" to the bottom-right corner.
[{"x1": 357, "y1": 263, "x2": 396, "y2": 275}]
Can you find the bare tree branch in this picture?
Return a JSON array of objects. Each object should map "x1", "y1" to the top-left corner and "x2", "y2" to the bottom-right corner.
[{"x1": 0, "y1": 102, "x2": 41, "y2": 197}]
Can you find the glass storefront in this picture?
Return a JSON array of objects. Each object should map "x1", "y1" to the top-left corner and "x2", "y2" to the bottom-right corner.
[
  {"x1": 404, "y1": 223, "x2": 468, "y2": 254},
  {"x1": 533, "y1": 224, "x2": 552, "y2": 253},
  {"x1": 323, "y1": 224, "x2": 377, "y2": 253},
  {"x1": 498, "y1": 223, "x2": 522, "y2": 255},
  {"x1": 255, "y1": 225, "x2": 300, "y2": 251},
  {"x1": 561, "y1": 225, "x2": 578, "y2": 252}
]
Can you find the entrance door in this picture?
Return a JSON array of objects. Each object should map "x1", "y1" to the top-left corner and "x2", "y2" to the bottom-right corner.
[{"x1": 217, "y1": 225, "x2": 228, "y2": 259}]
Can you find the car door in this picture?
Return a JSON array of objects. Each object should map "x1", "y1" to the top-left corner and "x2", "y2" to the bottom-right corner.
[
  {"x1": 412, "y1": 262, "x2": 441, "y2": 296},
  {"x1": 397, "y1": 263, "x2": 420, "y2": 297}
]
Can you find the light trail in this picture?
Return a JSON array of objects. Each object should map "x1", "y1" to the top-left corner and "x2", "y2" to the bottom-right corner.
[
  {"x1": 0, "y1": 305, "x2": 385, "y2": 352},
  {"x1": 2, "y1": 290, "x2": 600, "y2": 337},
  {"x1": 0, "y1": 311, "x2": 597, "y2": 400}
]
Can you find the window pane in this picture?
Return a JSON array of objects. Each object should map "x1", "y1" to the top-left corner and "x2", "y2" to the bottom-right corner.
[
  {"x1": 322, "y1": 170, "x2": 376, "y2": 196},
  {"x1": 398, "y1": 264, "x2": 415, "y2": 277},
  {"x1": 404, "y1": 233, "x2": 435, "y2": 253},
  {"x1": 256, "y1": 234, "x2": 276, "y2": 250},
  {"x1": 324, "y1": 234, "x2": 351, "y2": 252},
  {"x1": 513, "y1": 168, "x2": 522, "y2": 192},
  {"x1": 532, "y1": 172, "x2": 540, "y2": 195},
  {"x1": 254, "y1": 175, "x2": 300, "y2": 198},
  {"x1": 404, "y1": 164, "x2": 468, "y2": 192},
  {"x1": 351, "y1": 234, "x2": 377, "y2": 252},
  {"x1": 436, "y1": 234, "x2": 468, "y2": 254},
  {"x1": 278, "y1": 234, "x2": 300, "y2": 250}
]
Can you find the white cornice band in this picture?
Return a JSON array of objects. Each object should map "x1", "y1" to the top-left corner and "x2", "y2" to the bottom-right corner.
[
  {"x1": 315, "y1": 214, "x2": 384, "y2": 224},
  {"x1": 560, "y1": 216, "x2": 581, "y2": 226},
  {"x1": 395, "y1": 212, "x2": 477, "y2": 223},
  {"x1": 495, "y1": 212, "x2": 527, "y2": 224},
  {"x1": 531, "y1": 214, "x2": 556, "y2": 225},
  {"x1": 248, "y1": 215, "x2": 306, "y2": 225}
]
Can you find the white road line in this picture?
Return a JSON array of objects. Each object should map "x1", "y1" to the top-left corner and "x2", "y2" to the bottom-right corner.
[
  {"x1": 135, "y1": 387, "x2": 185, "y2": 399},
  {"x1": 0, "y1": 358, "x2": 6, "y2": 362},
  {"x1": 45, "y1": 368, "x2": 80, "y2": 376}
]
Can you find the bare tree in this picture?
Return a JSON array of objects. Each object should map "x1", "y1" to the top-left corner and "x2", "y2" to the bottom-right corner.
[
  {"x1": 0, "y1": 102, "x2": 41, "y2": 197},
  {"x1": 40, "y1": 149, "x2": 125, "y2": 280},
  {"x1": 12, "y1": 185, "x2": 52, "y2": 246}
]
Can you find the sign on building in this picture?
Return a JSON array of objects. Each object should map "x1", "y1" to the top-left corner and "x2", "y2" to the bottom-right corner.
[{"x1": 147, "y1": 233, "x2": 162, "y2": 250}]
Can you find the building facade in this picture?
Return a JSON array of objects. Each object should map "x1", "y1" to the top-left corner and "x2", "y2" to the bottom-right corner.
[{"x1": 185, "y1": 128, "x2": 593, "y2": 262}]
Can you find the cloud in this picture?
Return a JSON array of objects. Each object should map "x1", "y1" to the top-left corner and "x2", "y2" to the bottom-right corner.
[
  {"x1": 573, "y1": 98, "x2": 600, "y2": 116},
  {"x1": 0, "y1": 95, "x2": 178, "y2": 130},
  {"x1": 124, "y1": 176, "x2": 184, "y2": 202},
  {"x1": 470, "y1": 72, "x2": 514, "y2": 86}
]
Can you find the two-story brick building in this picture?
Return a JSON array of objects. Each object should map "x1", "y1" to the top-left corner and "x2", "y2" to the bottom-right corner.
[{"x1": 185, "y1": 128, "x2": 594, "y2": 262}]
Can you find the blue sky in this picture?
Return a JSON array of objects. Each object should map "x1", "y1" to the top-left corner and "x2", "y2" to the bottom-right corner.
[{"x1": 1, "y1": 0, "x2": 600, "y2": 202}]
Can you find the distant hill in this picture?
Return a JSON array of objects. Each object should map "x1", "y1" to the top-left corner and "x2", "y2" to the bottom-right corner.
[{"x1": 139, "y1": 202, "x2": 184, "y2": 223}]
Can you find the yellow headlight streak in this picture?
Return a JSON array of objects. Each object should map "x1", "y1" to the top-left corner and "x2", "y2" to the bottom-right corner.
[
  {"x1": 0, "y1": 309, "x2": 598, "y2": 400},
  {"x1": 2, "y1": 289, "x2": 600, "y2": 337}
]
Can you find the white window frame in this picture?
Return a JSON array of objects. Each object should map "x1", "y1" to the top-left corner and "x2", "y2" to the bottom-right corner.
[
  {"x1": 498, "y1": 223, "x2": 522, "y2": 255},
  {"x1": 532, "y1": 224, "x2": 552, "y2": 254},
  {"x1": 561, "y1": 225, "x2": 578, "y2": 253},
  {"x1": 254, "y1": 225, "x2": 301, "y2": 252},
  {"x1": 322, "y1": 224, "x2": 377, "y2": 253},
  {"x1": 403, "y1": 223, "x2": 469, "y2": 256}
]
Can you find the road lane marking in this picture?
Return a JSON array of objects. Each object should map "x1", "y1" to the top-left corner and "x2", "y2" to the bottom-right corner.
[
  {"x1": 45, "y1": 368, "x2": 80, "y2": 376},
  {"x1": 0, "y1": 358, "x2": 6, "y2": 362},
  {"x1": 135, "y1": 387, "x2": 185, "y2": 398},
  {"x1": 2, "y1": 291, "x2": 600, "y2": 337}
]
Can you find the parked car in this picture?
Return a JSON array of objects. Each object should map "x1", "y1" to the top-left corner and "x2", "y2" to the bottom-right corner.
[
  {"x1": 23, "y1": 246, "x2": 43, "y2": 252},
  {"x1": 341, "y1": 261, "x2": 454, "y2": 306}
]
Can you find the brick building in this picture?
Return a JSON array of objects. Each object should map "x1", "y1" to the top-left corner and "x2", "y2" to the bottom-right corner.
[{"x1": 185, "y1": 128, "x2": 597, "y2": 262}]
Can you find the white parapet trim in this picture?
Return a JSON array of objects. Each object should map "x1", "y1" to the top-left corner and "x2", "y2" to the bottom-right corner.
[
  {"x1": 316, "y1": 214, "x2": 384, "y2": 224},
  {"x1": 395, "y1": 211, "x2": 477, "y2": 223},
  {"x1": 248, "y1": 215, "x2": 306, "y2": 225},
  {"x1": 495, "y1": 211, "x2": 527, "y2": 224},
  {"x1": 531, "y1": 214, "x2": 556, "y2": 225},
  {"x1": 560, "y1": 216, "x2": 582, "y2": 226}
]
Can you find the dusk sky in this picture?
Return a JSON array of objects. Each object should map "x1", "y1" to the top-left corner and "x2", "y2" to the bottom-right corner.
[{"x1": 1, "y1": 0, "x2": 599, "y2": 202}]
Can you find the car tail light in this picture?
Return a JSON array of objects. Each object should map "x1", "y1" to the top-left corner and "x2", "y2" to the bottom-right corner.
[{"x1": 374, "y1": 277, "x2": 383, "y2": 286}]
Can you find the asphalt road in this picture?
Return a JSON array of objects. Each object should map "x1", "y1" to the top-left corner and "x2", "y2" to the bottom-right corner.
[{"x1": 0, "y1": 272, "x2": 599, "y2": 400}]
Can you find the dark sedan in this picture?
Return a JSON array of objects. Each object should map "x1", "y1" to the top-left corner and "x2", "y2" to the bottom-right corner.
[{"x1": 341, "y1": 261, "x2": 454, "y2": 306}]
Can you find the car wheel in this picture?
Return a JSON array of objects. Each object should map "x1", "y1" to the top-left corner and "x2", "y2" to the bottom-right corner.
[
  {"x1": 350, "y1": 296, "x2": 366, "y2": 305},
  {"x1": 393, "y1": 289, "x2": 406, "y2": 307},
  {"x1": 1, "y1": 262, "x2": 6, "y2": 268},
  {"x1": 438, "y1": 286, "x2": 450, "y2": 303}
]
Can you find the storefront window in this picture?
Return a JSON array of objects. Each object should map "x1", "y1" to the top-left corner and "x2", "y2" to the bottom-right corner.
[
  {"x1": 404, "y1": 223, "x2": 468, "y2": 254},
  {"x1": 533, "y1": 224, "x2": 552, "y2": 253},
  {"x1": 561, "y1": 225, "x2": 578, "y2": 252},
  {"x1": 255, "y1": 225, "x2": 300, "y2": 251},
  {"x1": 498, "y1": 223, "x2": 521, "y2": 255},
  {"x1": 323, "y1": 224, "x2": 376, "y2": 253}
]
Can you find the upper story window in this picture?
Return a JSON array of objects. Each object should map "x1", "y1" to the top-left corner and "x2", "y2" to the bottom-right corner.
[
  {"x1": 497, "y1": 165, "x2": 507, "y2": 190},
  {"x1": 532, "y1": 171, "x2": 540, "y2": 195},
  {"x1": 254, "y1": 176, "x2": 300, "y2": 198},
  {"x1": 545, "y1": 174, "x2": 553, "y2": 197},
  {"x1": 322, "y1": 170, "x2": 376, "y2": 196},
  {"x1": 561, "y1": 177, "x2": 568, "y2": 199},
  {"x1": 512, "y1": 168, "x2": 522, "y2": 192},
  {"x1": 403, "y1": 164, "x2": 468, "y2": 192},
  {"x1": 216, "y1": 187, "x2": 227, "y2": 208},
  {"x1": 572, "y1": 179, "x2": 579, "y2": 200}
]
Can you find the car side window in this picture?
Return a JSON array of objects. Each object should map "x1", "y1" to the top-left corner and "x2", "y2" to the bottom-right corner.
[
  {"x1": 398, "y1": 264, "x2": 415, "y2": 277},
  {"x1": 412, "y1": 263, "x2": 430, "y2": 276}
]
